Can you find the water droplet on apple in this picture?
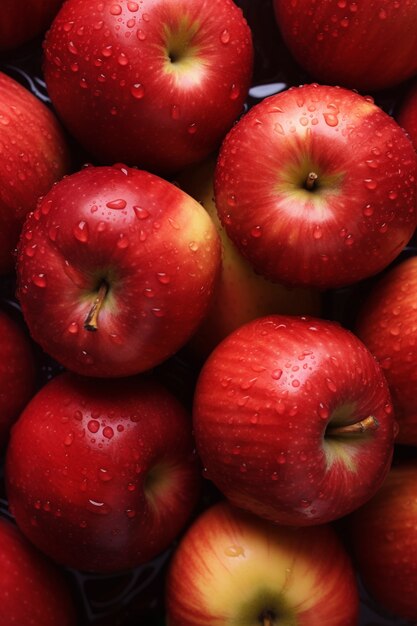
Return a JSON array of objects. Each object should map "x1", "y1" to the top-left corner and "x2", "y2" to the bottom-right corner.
[
  {"x1": 187, "y1": 122, "x2": 198, "y2": 135},
  {"x1": 136, "y1": 29, "x2": 146, "y2": 41},
  {"x1": 67, "y1": 322, "x2": 79, "y2": 334},
  {"x1": 156, "y1": 272, "x2": 170, "y2": 284},
  {"x1": 388, "y1": 190, "x2": 398, "y2": 200},
  {"x1": 67, "y1": 41, "x2": 78, "y2": 55},
  {"x1": 151, "y1": 307, "x2": 165, "y2": 317},
  {"x1": 110, "y1": 4, "x2": 122, "y2": 15},
  {"x1": 32, "y1": 273, "x2": 47, "y2": 288},
  {"x1": 220, "y1": 29, "x2": 230, "y2": 44},
  {"x1": 326, "y1": 378, "x2": 337, "y2": 392},
  {"x1": 171, "y1": 104, "x2": 181, "y2": 120},
  {"x1": 229, "y1": 84, "x2": 240, "y2": 100},
  {"x1": 73, "y1": 220, "x2": 89, "y2": 243},
  {"x1": 117, "y1": 53, "x2": 129, "y2": 66},
  {"x1": 313, "y1": 225, "x2": 323, "y2": 239},
  {"x1": 98, "y1": 468, "x2": 113, "y2": 482},
  {"x1": 363, "y1": 204, "x2": 374, "y2": 217},
  {"x1": 126, "y1": 509, "x2": 136, "y2": 518},
  {"x1": 87, "y1": 499, "x2": 112, "y2": 515},
  {"x1": 133, "y1": 205, "x2": 149, "y2": 219},
  {"x1": 64, "y1": 432, "x2": 74, "y2": 446},
  {"x1": 87, "y1": 420, "x2": 100, "y2": 433},
  {"x1": 128, "y1": 0, "x2": 138, "y2": 10},
  {"x1": 364, "y1": 178, "x2": 378, "y2": 190},
  {"x1": 117, "y1": 234, "x2": 129, "y2": 249},
  {"x1": 323, "y1": 112, "x2": 338, "y2": 127},
  {"x1": 318, "y1": 403, "x2": 330, "y2": 419},
  {"x1": 103, "y1": 426, "x2": 114, "y2": 439},
  {"x1": 224, "y1": 545, "x2": 245, "y2": 557},
  {"x1": 102, "y1": 45, "x2": 113, "y2": 57},
  {"x1": 189, "y1": 241, "x2": 199, "y2": 252},
  {"x1": 250, "y1": 225, "x2": 262, "y2": 238},
  {"x1": 271, "y1": 369, "x2": 283, "y2": 380}
]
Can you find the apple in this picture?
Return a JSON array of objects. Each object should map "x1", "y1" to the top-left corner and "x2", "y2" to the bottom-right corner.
[
  {"x1": 16, "y1": 164, "x2": 221, "y2": 377},
  {"x1": 396, "y1": 79, "x2": 417, "y2": 150},
  {"x1": 43, "y1": 0, "x2": 254, "y2": 174},
  {"x1": 176, "y1": 157, "x2": 322, "y2": 361},
  {"x1": 166, "y1": 500, "x2": 359, "y2": 626},
  {"x1": 273, "y1": 0, "x2": 417, "y2": 92},
  {"x1": 0, "y1": 71, "x2": 70, "y2": 275},
  {"x1": 0, "y1": 309, "x2": 36, "y2": 449},
  {"x1": 193, "y1": 314, "x2": 395, "y2": 526},
  {"x1": 0, "y1": 0, "x2": 63, "y2": 52},
  {"x1": 0, "y1": 516, "x2": 77, "y2": 625},
  {"x1": 356, "y1": 254, "x2": 417, "y2": 446},
  {"x1": 215, "y1": 83, "x2": 417, "y2": 289},
  {"x1": 350, "y1": 461, "x2": 417, "y2": 622},
  {"x1": 5, "y1": 371, "x2": 200, "y2": 573}
]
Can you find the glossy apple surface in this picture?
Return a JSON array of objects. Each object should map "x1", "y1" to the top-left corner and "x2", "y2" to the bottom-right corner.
[
  {"x1": 193, "y1": 315, "x2": 395, "y2": 526},
  {"x1": 43, "y1": 0, "x2": 253, "y2": 174},
  {"x1": 6, "y1": 372, "x2": 200, "y2": 573},
  {"x1": 16, "y1": 164, "x2": 220, "y2": 377},
  {"x1": 0, "y1": 0, "x2": 63, "y2": 51},
  {"x1": 350, "y1": 462, "x2": 417, "y2": 621},
  {"x1": 0, "y1": 516, "x2": 77, "y2": 626},
  {"x1": 176, "y1": 157, "x2": 322, "y2": 360},
  {"x1": 166, "y1": 501, "x2": 359, "y2": 626},
  {"x1": 273, "y1": 0, "x2": 417, "y2": 92},
  {"x1": 215, "y1": 84, "x2": 417, "y2": 289},
  {"x1": 0, "y1": 309, "x2": 36, "y2": 448},
  {"x1": 0, "y1": 71, "x2": 70, "y2": 274},
  {"x1": 356, "y1": 255, "x2": 417, "y2": 445}
]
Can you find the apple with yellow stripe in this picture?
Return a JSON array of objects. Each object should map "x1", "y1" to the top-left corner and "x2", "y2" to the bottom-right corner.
[
  {"x1": 166, "y1": 501, "x2": 359, "y2": 626},
  {"x1": 43, "y1": 0, "x2": 253, "y2": 174},
  {"x1": 176, "y1": 157, "x2": 322, "y2": 361},
  {"x1": 215, "y1": 83, "x2": 417, "y2": 289},
  {"x1": 16, "y1": 164, "x2": 221, "y2": 377},
  {"x1": 193, "y1": 315, "x2": 395, "y2": 526}
]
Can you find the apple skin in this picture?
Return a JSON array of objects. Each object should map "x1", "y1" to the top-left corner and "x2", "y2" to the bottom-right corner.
[
  {"x1": 273, "y1": 0, "x2": 417, "y2": 92},
  {"x1": 0, "y1": 516, "x2": 77, "y2": 626},
  {"x1": 0, "y1": 71, "x2": 70, "y2": 275},
  {"x1": 16, "y1": 164, "x2": 221, "y2": 378},
  {"x1": 43, "y1": 0, "x2": 253, "y2": 174},
  {"x1": 396, "y1": 79, "x2": 417, "y2": 150},
  {"x1": 166, "y1": 501, "x2": 359, "y2": 626},
  {"x1": 356, "y1": 255, "x2": 417, "y2": 446},
  {"x1": 193, "y1": 314, "x2": 395, "y2": 526},
  {"x1": 0, "y1": 0, "x2": 63, "y2": 52},
  {"x1": 5, "y1": 372, "x2": 200, "y2": 573},
  {"x1": 0, "y1": 309, "x2": 36, "y2": 449},
  {"x1": 349, "y1": 461, "x2": 417, "y2": 622},
  {"x1": 176, "y1": 157, "x2": 322, "y2": 361},
  {"x1": 215, "y1": 83, "x2": 417, "y2": 289}
]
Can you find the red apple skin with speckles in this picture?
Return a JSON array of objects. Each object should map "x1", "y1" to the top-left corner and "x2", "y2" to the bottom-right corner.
[
  {"x1": 166, "y1": 501, "x2": 359, "y2": 626},
  {"x1": 6, "y1": 372, "x2": 200, "y2": 573},
  {"x1": 356, "y1": 255, "x2": 417, "y2": 446},
  {"x1": 273, "y1": 0, "x2": 417, "y2": 92},
  {"x1": 0, "y1": 72, "x2": 70, "y2": 274},
  {"x1": 0, "y1": 516, "x2": 77, "y2": 626},
  {"x1": 350, "y1": 462, "x2": 417, "y2": 622},
  {"x1": 0, "y1": 310, "x2": 36, "y2": 448},
  {"x1": 215, "y1": 84, "x2": 417, "y2": 289},
  {"x1": 43, "y1": 0, "x2": 253, "y2": 174},
  {"x1": 193, "y1": 315, "x2": 395, "y2": 526},
  {"x1": 397, "y1": 79, "x2": 417, "y2": 150},
  {"x1": 16, "y1": 164, "x2": 221, "y2": 378}
]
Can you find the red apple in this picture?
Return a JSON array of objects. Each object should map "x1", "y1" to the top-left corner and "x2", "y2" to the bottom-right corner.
[
  {"x1": 193, "y1": 315, "x2": 395, "y2": 526},
  {"x1": 0, "y1": 71, "x2": 70, "y2": 274},
  {"x1": 0, "y1": 0, "x2": 63, "y2": 52},
  {"x1": 396, "y1": 79, "x2": 417, "y2": 150},
  {"x1": 0, "y1": 309, "x2": 36, "y2": 449},
  {"x1": 350, "y1": 461, "x2": 417, "y2": 622},
  {"x1": 273, "y1": 0, "x2": 417, "y2": 92},
  {"x1": 16, "y1": 164, "x2": 221, "y2": 377},
  {"x1": 176, "y1": 157, "x2": 322, "y2": 360},
  {"x1": 0, "y1": 516, "x2": 77, "y2": 626},
  {"x1": 6, "y1": 372, "x2": 200, "y2": 573},
  {"x1": 43, "y1": 0, "x2": 253, "y2": 174},
  {"x1": 215, "y1": 84, "x2": 417, "y2": 289},
  {"x1": 166, "y1": 501, "x2": 359, "y2": 626},
  {"x1": 356, "y1": 255, "x2": 417, "y2": 446}
]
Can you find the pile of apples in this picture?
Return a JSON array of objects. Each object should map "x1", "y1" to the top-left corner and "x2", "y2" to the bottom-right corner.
[{"x1": 2, "y1": 1, "x2": 417, "y2": 625}]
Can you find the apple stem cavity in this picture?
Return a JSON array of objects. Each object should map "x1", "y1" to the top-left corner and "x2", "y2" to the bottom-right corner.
[
  {"x1": 260, "y1": 610, "x2": 275, "y2": 626},
  {"x1": 84, "y1": 281, "x2": 109, "y2": 332},
  {"x1": 305, "y1": 171, "x2": 318, "y2": 191},
  {"x1": 326, "y1": 415, "x2": 379, "y2": 437}
]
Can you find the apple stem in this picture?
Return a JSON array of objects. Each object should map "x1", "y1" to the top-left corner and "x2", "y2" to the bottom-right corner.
[
  {"x1": 263, "y1": 619, "x2": 273, "y2": 626},
  {"x1": 84, "y1": 282, "x2": 108, "y2": 332},
  {"x1": 326, "y1": 415, "x2": 379, "y2": 437},
  {"x1": 305, "y1": 171, "x2": 318, "y2": 190}
]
